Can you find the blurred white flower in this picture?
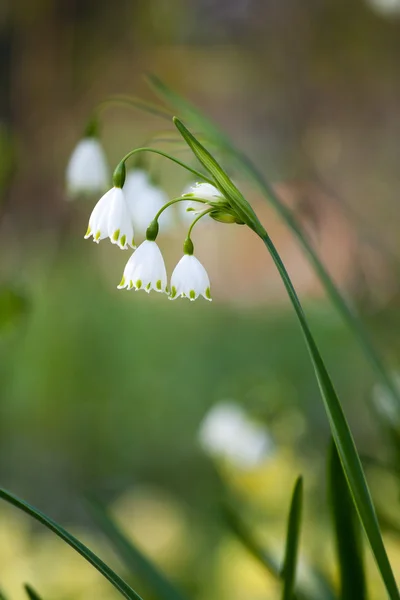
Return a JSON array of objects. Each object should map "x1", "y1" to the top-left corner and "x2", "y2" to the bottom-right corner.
[
  {"x1": 198, "y1": 401, "x2": 274, "y2": 468},
  {"x1": 124, "y1": 169, "x2": 172, "y2": 235},
  {"x1": 170, "y1": 254, "x2": 211, "y2": 301},
  {"x1": 366, "y1": 0, "x2": 400, "y2": 15},
  {"x1": 372, "y1": 373, "x2": 400, "y2": 426},
  {"x1": 118, "y1": 240, "x2": 168, "y2": 293},
  {"x1": 84, "y1": 187, "x2": 135, "y2": 249},
  {"x1": 66, "y1": 138, "x2": 109, "y2": 196}
]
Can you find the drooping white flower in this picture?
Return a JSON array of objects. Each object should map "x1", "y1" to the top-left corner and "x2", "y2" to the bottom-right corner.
[
  {"x1": 66, "y1": 138, "x2": 108, "y2": 196},
  {"x1": 198, "y1": 401, "x2": 274, "y2": 469},
  {"x1": 170, "y1": 254, "x2": 211, "y2": 301},
  {"x1": 84, "y1": 187, "x2": 134, "y2": 249},
  {"x1": 124, "y1": 169, "x2": 172, "y2": 235},
  {"x1": 118, "y1": 240, "x2": 168, "y2": 293},
  {"x1": 184, "y1": 182, "x2": 224, "y2": 202},
  {"x1": 179, "y1": 182, "x2": 222, "y2": 223}
]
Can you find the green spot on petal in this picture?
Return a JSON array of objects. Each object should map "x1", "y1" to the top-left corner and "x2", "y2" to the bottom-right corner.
[
  {"x1": 205, "y1": 287, "x2": 211, "y2": 300},
  {"x1": 146, "y1": 282, "x2": 151, "y2": 291},
  {"x1": 112, "y1": 229, "x2": 120, "y2": 241},
  {"x1": 156, "y1": 280, "x2": 162, "y2": 290},
  {"x1": 128, "y1": 280, "x2": 133, "y2": 289},
  {"x1": 171, "y1": 286, "x2": 177, "y2": 299},
  {"x1": 119, "y1": 276, "x2": 126, "y2": 287},
  {"x1": 95, "y1": 231, "x2": 101, "y2": 240},
  {"x1": 120, "y1": 234, "x2": 126, "y2": 247},
  {"x1": 189, "y1": 290, "x2": 196, "y2": 300},
  {"x1": 136, "y1": 279, "x2": 142, "y2": 289},
  {"x1": 85, "y1": 226, "x2": 91, "y2": 237}
]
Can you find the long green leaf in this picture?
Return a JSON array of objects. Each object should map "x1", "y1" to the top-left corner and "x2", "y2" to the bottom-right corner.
[
  {"x1": 24, "y1": 584, "x2": 43, "y2": 600},
  {"x1": 222, "y1": 502, "x2": 319, "y2": 600},
  {"x1": 281, "y1": 477, "x2": 303, "y2": 600},
  {"x1": 329, "y1": 441, "x2": 366, "y2": 600},
  {"x1": 0, "y1": 489, "x2": 143, "y2": 600},
  {"x1": 147, "y1": 74, "x2": 400, "y2": 411},
  {"x1": 88, "y1": 498, "x2": 188, "y2": 600},
  {"x1": 172, "y1": 121, "x2": 399, "y2": 600}
]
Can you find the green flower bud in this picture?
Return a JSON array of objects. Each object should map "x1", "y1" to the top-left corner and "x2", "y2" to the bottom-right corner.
[
  {"x1": 210, "y1": 209, "x2": 244, "y2": 225},
  {"x1": 113, "y1": 161, "x2": 126, "y2": 189},
  {"x1": 146, "y1": 219, "x2": 159, "y2": 241},
  {"x1": 83, "y1": 116, "x2": 100, "y2": 138},
  {"x1": 183, "y1": 237, "x2": 194, "y2": 255}
]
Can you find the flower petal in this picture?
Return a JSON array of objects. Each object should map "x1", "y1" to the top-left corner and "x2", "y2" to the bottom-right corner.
[{"x1": 107, "y1": 188, "x2": 135, "y2": 249}]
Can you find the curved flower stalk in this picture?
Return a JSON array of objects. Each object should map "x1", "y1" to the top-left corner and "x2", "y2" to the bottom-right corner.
[
  {"x1": 118, "y1": 240, "x2": 168, "y2": 293},
  {"x1": 198, "y1": 401, "x2": 274, "y2": 468}
]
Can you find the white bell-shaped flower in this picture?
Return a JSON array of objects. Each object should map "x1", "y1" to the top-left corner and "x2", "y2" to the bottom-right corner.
[
  {"x1": 170, "y1": 254, "x2": 211, "y2": 301},
  {"x1": 198, "y1": 401, "x2": 274, "y2": 469},
  {"x1": 66, "y1": 138, "x2": 108, "y2": 196},
  {"x1": 118, "y1": 240, "x2": 168, "y2": 293},
  {"x1": 84, "y1": 187, "x2": 134, "y2": 249},
  {"x1": 184, "y1": 182, "x2": 224, "y2": 202},
  {"x1": 124, "y1": 170, "x2": 172, "y2": 234},
  {"x1": 179, "y1": 181, "x2": 222, "y2": 223}
]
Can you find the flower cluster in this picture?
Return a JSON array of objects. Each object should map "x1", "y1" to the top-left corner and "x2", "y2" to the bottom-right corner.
[{"x1": 66, "y1": 136, "x2": 229, "y2": 301}]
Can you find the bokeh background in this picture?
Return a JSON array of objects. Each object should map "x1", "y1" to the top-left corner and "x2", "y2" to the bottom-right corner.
[{"x1": 1, "y1": 0, "x2": 400, "y2": 598}]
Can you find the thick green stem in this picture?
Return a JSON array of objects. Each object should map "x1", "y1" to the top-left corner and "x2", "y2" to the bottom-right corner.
[
  {"x1": 236, "y1": 152, "x2": 400, "y2": 408},
  {"x1": 252, "y1": 221, "x2": 399, "y2": 600}
]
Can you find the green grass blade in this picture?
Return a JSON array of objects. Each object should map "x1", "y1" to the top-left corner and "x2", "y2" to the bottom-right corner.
[
  {"x1": 148, "y1": 75, "x2": 400, "y2": 410},
  {"x1": 88, "y1": 498, "x2": 188, "y2": 600},
  {"x1": 222, "y1": 502, "x2": 327, "y2": 600},
  {"x1": 329, "y1": 441, "x2": 366, "y2": 600},
  {"x1": 24, "y1": 584, "x2": 43, "y2": 600},
  {"x1": 0, "y1": 489, "x2": 144, "y2": 600},
  {"x1": 281, "y1": 477, "x2": 303, "y2": 600},
  {"x1": 168, "y1": 122, "x2": 399, "y2": 599}
]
